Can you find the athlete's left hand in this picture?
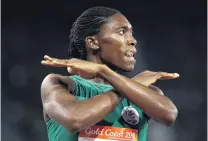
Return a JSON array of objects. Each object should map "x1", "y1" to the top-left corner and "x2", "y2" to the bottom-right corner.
[{"x1": 132, "y1": 70, "x2": 179, "y2": 87}]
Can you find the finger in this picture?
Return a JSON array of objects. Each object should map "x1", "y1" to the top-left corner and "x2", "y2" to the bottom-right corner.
[
  {"x1": 67, "y1": 67, "x2": 72, "y2": 73},
  {"x1": 41, "y1": 60, "x2": 53, "y2": 65},
  {"x1": 67, "y1": 67, "x2": 77, "y2": 75},
  {"x1": 139, "y1": 70, "x2": 157, "y2": 76},
  {"x1": 172, "y1": 73, "x2": 180, "y2": 77},
  {"x1": 53, "y1": 58, "x2": 81, "y2": 67},
  {"x1": 158, "y1": 72, "x2": 180, "y2": 80},
  {"x1": 44, "y1": 55, "x2": 67, "y2": 63},
  {"x1": 143, "y1": 70, "x2": 154, "y2": 73},
  {"x1": 52, "y1": 59, "x2": 70, "y2": 66},
  {"x1": 41, "y1": 60, "x2": 67, "y2": 67},
  {"x1": 44, "y1": 55, "x2": 56, "y2": 61}
]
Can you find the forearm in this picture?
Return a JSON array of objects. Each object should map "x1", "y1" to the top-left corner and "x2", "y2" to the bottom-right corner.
[
  {"x1": 46, "y1": 88, "x2": 123, "y2": 132},
  {"x1": 67, "y1": 90, "x2": 122, "y2": 131},
  {"x1": 42, "y1": 74, "x2": 123, "y2": 132},
  {"x1": 99, "y1": 66, "x2": 178, "y2": 125}
]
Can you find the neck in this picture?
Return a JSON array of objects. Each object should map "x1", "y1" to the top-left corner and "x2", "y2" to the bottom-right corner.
[
  {"x1": 87, "y1": 53, "x2": 102, "y2": 64},
  {"x1": 86, "y1": 53, "x2": 126, "y2": 85}
]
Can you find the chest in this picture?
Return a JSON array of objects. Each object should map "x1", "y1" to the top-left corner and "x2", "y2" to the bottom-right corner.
[{"x1": 97, "y1": 99, "x2": 147, "y2": 131}]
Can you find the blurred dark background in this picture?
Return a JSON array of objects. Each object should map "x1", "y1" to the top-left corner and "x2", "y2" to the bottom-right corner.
[{"x1": 2, "y1": 0, "x2": 207, "y2": 141}]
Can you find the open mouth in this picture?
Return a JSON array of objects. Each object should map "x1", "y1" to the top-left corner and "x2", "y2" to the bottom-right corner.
[{"x1": 125, "y1": 51, "x2": 135, "y2": 58}]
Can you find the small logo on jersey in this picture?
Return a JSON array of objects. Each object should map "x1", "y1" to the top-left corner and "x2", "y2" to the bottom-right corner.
[{"x1": 121, "y1": 106, "x2": 139, "y2": 125}]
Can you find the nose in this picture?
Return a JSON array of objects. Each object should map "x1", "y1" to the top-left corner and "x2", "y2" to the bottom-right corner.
[{"x1": 127, "y1": 36, "x2": 137, "y2": 47}]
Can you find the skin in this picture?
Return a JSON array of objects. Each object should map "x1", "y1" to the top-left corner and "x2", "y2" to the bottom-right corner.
[
  {"x1": 86, "y1": 13, "x2": 137, "y2": 72},
  {"x1": 41, "y1": 13, "x2": 179, "y2": 133}
]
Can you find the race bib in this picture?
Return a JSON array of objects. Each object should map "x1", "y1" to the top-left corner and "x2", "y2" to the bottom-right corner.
[{"x1": 78, "y1": 125, "x2": 138, "y2": 141}]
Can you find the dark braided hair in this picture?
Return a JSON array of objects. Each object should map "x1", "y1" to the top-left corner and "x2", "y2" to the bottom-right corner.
[{"x1": 68, "y1": 6, "x2": 120, "y2": 60}]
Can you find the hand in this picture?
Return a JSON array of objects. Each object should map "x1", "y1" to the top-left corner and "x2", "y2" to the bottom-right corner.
[
  {"x1": 149, "y1": 85, "x2": 164, "y2": 95},
  {"x1": 41, "y1": 55, "x2": 104, "y2": 79},
  {"x1": 132, "y1": 70, "x2": 180, "y2": 87}
]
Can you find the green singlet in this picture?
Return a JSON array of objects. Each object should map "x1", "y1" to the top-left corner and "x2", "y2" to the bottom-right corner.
[{"x1": 46, "y1": 75, "x2": 149, "y2": 141}]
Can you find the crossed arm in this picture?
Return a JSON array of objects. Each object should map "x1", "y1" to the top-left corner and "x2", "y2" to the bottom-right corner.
[
  {"x1": 41, "y1": 74, "x2": 123, "y2": 132},
  {"x1": 41, "y1": 66, "x2": 177, "y2": 133}
]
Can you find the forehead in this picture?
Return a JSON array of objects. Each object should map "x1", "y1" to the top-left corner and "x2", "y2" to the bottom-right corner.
[{"x1": 100, "y1": 13, "x2": 132, "y2": 32}]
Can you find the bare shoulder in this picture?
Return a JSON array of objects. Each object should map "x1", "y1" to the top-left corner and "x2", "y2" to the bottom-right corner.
[
  {"x1": 41, "y1": 74, "x2": 76, "y2": 121},
  {"x1": 41, "y1": 73, "x2": 75, "y2": 88},
  {"x1": 41, "y1": 74, "x2": 75, "y2": 98}
]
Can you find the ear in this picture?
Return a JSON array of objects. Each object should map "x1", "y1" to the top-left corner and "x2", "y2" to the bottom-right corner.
[{"x1": 85, "y1": 36, "x2": 99, "y2": 51}]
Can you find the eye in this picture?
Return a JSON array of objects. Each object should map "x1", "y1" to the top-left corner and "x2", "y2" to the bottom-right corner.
[{"x1": 118, "y1": 29, "x2": 125, "y2": 35}]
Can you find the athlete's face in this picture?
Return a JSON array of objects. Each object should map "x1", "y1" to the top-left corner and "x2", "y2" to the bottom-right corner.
[{"x1": 97, "y1": 13, "x2": 137, "y2": 72}]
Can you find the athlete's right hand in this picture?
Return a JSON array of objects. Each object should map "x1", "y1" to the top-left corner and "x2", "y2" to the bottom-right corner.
[{"x1": 41, "y1": 55, "x2": 105, "y2": 79}]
